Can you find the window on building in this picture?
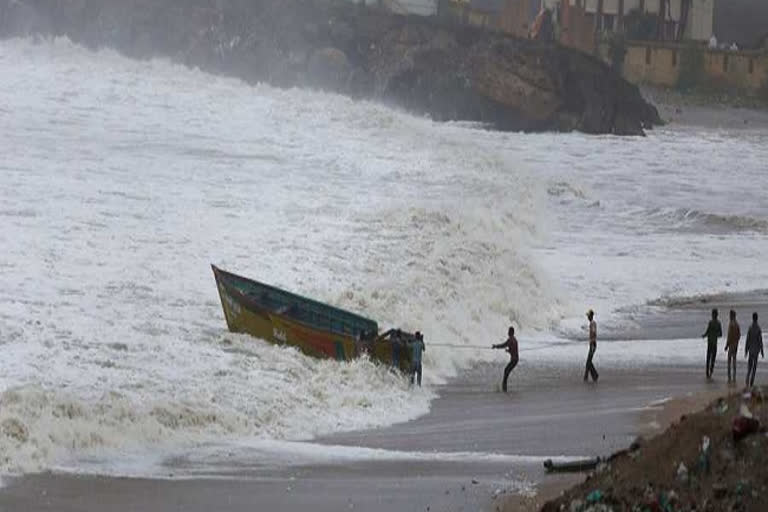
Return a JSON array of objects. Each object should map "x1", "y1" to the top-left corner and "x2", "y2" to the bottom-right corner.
[
  {"x1": 723, "y1": 54, "x2": 729, "y2": 72},
  {"x1": 672, "y1": 50, "x2": 678, "y2": 67},
  {"x1": 646, "y1": 46, "x2": 652, "y2": 65},
  {"x1": 665, "y1": 21, "x2": 676, "y2": 41},
  {"x1": 603, "y1": 14, "x2": 615, "y2": 32},
  {"x1": 749, "y1": 59, "x2": 754, "y2": 74}
]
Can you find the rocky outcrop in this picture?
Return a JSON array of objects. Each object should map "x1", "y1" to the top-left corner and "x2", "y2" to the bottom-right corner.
[{"x1": 0, "y1": 0, "x2": 661, "y2": 135}]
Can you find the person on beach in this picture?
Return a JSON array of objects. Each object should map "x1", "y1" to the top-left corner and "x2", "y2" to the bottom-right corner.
[
  {"x1": 724, "y1": 310, "x2": 741, "y2": 383},
  {"x1": 745, "y1": 312, "x2": 763, "y2": 387},
  {"x1": 492, "y1": 326, "x2": 519, "y2": 392},
  {"x1": 702, "y1": 308, "x2": 722, "y2": 379},
  {"x1": 410, "y1": 331, "x2": 425, "y2": 387},
  {"x1": 584, "y1": 310, "x2": 599, "y2": 382}
]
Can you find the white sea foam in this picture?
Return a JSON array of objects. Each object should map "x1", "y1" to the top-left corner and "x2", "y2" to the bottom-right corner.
[
  {"x1": 0, "y1": 335, "x2": 434, "y2": 474},
  {"x1": 1, "y1": 37, "x2": 768, "y2": 476}
]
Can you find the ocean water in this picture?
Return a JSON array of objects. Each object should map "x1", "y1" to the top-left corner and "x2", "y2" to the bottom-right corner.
[{"x1": 1, "y1": 37, "x2": 767, "y2": 475}]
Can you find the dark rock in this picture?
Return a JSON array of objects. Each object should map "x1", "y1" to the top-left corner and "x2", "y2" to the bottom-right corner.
[
  {"x1": 307, "y1": 47, "x2": 350, "y2": 90},
  {"x1": 714, "y1": 483, "x2": 728, "y2": 499},
  {"x1": 0, "y1": 0, "x2": 661, "y2": 135}
]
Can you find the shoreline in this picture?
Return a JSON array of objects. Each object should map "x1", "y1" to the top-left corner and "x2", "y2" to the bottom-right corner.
[
  {"x1": 0, "y1": 362, "x2": 728, "y2": 512},
  {"x1": 539, "y1": 386, "x2": 768, "y2": 511},
  {"x1": 499, "y1": 384, "x2": 735, "y2": 512},
  {"x1": 2, "y1": 294, "x2": 764, "y2": 511},
  {"x1": 641, "y1": 86, "x2": 768, "y2": 130}
]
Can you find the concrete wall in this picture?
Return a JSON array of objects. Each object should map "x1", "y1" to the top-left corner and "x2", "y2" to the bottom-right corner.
[
  {"x1": 617, "y1": 41, "x2": 768, "y2": 94},
  {"x1": 396, "y1": 0, "x2": 439, "y2": 15},
  {"x1": 701, "y1": 49, "x2": 768, "y2": 90},
  {"x1": 497, "y1": 0, "x2": 539, "y2": 37},
  {"x1": 558, "y1": 1, "x2": 598, "y2": 52},
  {"x1": 441, "y1": 0, "x2": 537, "y2": 35},
  {"x1": 622, "y1": 43, "x2": 680, "y2": 86}
]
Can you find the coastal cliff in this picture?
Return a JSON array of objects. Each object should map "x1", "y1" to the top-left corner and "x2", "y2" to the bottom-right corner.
[{"x1": 0, "y1": 0, "x2": 662, "y2": 135}]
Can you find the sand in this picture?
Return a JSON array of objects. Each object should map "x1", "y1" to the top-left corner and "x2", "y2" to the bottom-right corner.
[
  {"x1": 3, "y1": 247, "x2": 765, "y2": 511},
  {"x1": 0, "y1": 359, "x2": 735, "y2": 512},
  {"x1": 541, "y1": 388, "x2": 768, "y2": 511}
]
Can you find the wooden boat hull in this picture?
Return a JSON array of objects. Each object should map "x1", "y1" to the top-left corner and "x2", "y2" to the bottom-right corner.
[{"x1": 212, "y1": 265, "x2": 413, "y2": 372}]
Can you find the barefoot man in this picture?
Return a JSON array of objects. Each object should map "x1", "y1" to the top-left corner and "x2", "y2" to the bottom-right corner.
[
  {"x1": 702, "y1": 308, "x2": 722, "y2": 379},
  {"x1": 725, "y1": 309, "x2": 741, "y2": 383},
  {"x1": 584, "y1": 310, "x2": 599, "y2": 382},
  {"x1": 492, "y1": 326, "x2": 519, "y2": 392},
  {"x1": 745, "y1": 312, "x2": 764, "y2": 388}
]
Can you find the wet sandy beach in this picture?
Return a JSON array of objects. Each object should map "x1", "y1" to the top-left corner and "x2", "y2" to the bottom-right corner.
[
  {"x1": 2, "y1": 294, "x2": 764, "y2": 512},
  {"x1": 0, "y1": 362, "x2": 732, "y2": 512}
]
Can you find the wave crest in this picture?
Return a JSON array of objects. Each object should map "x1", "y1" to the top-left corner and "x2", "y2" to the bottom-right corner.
[{"x1": 644, "y1": 207, "x2": 768, "y2": 234}]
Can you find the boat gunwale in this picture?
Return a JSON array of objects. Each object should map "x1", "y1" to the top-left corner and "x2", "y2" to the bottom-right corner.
[{"x1": 211, "y1": 265, "x2": 378, "y2": 336}]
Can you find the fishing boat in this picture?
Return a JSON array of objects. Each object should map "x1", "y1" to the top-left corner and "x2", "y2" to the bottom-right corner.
[{"x1": 211, "y1": 265, "x2": 414, "y2": 372}]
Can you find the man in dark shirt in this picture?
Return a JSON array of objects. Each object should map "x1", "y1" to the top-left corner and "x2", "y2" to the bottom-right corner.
[
  {"x1": 410, "y1": 331, "x2": 425, "y2": 387},
  {"x1": 492, "y1": 326, "x2": 519, "y2": 392},
  {"x1": 702, "y1": 308, "x2": 722, "y2": 379},
  {"x1": 725, "y1": 309, "x2": 741, "y2": 383},
  {"x1": 584, "y1": 309, "x2": 599, "y2": 382},
  {"x1": 745, "y1": 312, "x2": 764, "y2": 388}
]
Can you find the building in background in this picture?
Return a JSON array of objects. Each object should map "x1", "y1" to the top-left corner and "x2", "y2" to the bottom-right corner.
[
  {"x1": 347, "y1": 0, "x2": 439, "y2": 16},
  {"x1": 347, "y1": 0, "x2": 766, "y2": 96},
  {"x1": 542, "y1": 0, "x2": 714, "y2": 44},
  {"x1": 438, "y1": 0, "x2": 542, "y2": 38}
]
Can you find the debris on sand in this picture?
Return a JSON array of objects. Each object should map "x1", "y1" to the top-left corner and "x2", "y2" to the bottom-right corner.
[{"x1": 542, "y1": 387, "x2": 768, "y2": 512}]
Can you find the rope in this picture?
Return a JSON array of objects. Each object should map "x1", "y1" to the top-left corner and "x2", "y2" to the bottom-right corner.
[
  {"x1": 427, "y1": 343, "x2": 495, "y2": 349},
  {"x1": 426, "y1": 342, "x2": 581, "y2": 353}
]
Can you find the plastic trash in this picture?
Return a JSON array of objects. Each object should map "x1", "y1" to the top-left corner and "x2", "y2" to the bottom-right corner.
[
  {"x1": 585, "y1": 489, "x2": 603, "y2": 503},
  {"x1": 714, "y1": 400, "x2": 729, "y2": 415},
  {"x1": 733, "y1": 416, "x2": 760, "y2": 442},
  {"x1": 697, "y1": 436, "x2": 711, "y2": 474},
  {"x1": 658, "y1": 491, "x2": 675, "y2": 512}
]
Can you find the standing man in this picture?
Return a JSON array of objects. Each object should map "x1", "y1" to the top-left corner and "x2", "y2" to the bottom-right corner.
[
  {"x1": 724, "y1": 310, "x2": 741, "y2": 383},
  {"x1": 745, "y1": 312, "x2": 763, "y2": 388},
  {"x1": 492, "y1": 326, "x2": 519, "y2": 392},
  {"x1": 584, "y1": 310, "x2": 599, "y2": 382},
  {"x1": 410, "y1": 331, "x2": 425, "y2": 387},
  {"x1": 702, "y1": 308, "x2": 722, "y2": 379}
]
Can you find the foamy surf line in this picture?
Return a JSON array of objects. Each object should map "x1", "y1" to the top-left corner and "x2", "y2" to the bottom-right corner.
[{"x1": 50, "y1": 439, "x2": 587, "y2": 480}]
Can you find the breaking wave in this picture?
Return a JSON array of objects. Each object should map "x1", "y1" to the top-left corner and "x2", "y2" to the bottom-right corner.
[
  {"x1": 0, "y1": 37, "x2": 556, "y2": 475},
  {"x1": 0, "y1": 336, "x2": 434, "y2": 474},
  {"x1": 642, "y1": 207, "x2": 768, "y2": 234}
]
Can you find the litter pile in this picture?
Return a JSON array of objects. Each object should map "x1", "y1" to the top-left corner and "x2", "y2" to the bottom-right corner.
[{"x1": 542, "y1": 388, "x2": 768, "y2": 512}]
